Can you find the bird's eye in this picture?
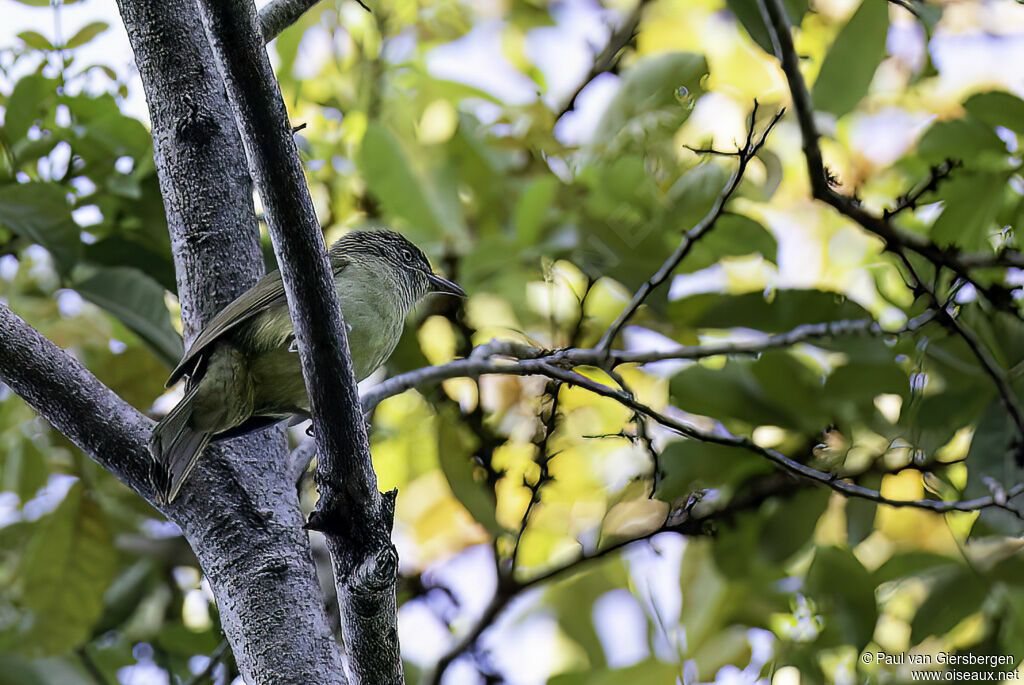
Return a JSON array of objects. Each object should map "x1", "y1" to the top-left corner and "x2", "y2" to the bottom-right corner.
[{"x1": 401, "y1": 248, "x2": 414, "y2": 262}]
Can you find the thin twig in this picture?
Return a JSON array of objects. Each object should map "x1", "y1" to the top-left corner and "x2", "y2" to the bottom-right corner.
[
  {"x1": 556, "y1": 0, "x2": 650, "y2": 119},
  {"x1": 756, "y1": 0, "x2": 1021, "y2": 315},
  {"x1": 898, "y1": 253, "x2": 1024, "y2": 446},
  {"x1": 884, "y1": 159, "x2": 962, "y2": 218},
  {"x1": 594, "y1": 102, "x2": 785, "y2": 353}
]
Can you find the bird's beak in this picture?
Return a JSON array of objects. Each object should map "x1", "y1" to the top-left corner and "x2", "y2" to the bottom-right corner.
[{"x1": 427, "y1": 273, "x2": 466, "y2": 297}]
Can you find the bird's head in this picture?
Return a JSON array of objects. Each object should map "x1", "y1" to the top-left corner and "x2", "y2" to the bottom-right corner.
[{"x1": 329, "y1": 229, "x2": 466, "y2": 304}]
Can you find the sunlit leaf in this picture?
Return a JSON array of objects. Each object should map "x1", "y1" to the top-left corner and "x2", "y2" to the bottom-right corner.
[
  {"x1": 64, "y1": 21, "x2": 109, "y2": 49},
  {"x1": 16, "y1": 482, "x2": 117, "y2": 655},
  {"x1": 16, "y1": 30, "x2": 53, "y2": 51},
  {"x1": 812, "y1": 0, "x2": 889, "y2": 117}
]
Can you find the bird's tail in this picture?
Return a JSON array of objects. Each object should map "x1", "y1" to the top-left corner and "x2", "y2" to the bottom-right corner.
[{"x1": 149, "y1": 384, "x2": 211, "y2": 504}]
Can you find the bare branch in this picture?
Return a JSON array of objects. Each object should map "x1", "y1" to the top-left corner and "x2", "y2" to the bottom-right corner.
[
  {"x1": 884, "y1": 158, "x2": 962, "y2": 217},
  {"x1": 362, "y1": 312, "x2": 935, "y2": 411},
  {"x1": 556, "y1": 0, "x2": 650, "y2": 119},
  {"x1": 758, "y1": 0, "x2": 1024, "y2": 448},
  {"x1": 536, "y1": 362, "x2": 1024, "y2": 516},
  {"x1": 594, "y1": 103, "x2": 786, "y2": 353},
  {"x1": 360, "y1": 308, "x2": 1021, "y2": 517},
  {"x1": 756, "y1": 0, "x2": 1020, "y2": 315},
  {"x1": 195, "y1": 0, "x2": 400, "y2": 680}
]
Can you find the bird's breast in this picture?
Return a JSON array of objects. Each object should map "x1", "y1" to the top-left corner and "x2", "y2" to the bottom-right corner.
[{"x1": 334, "y1": 269, "x2": 406, "y2": 380}]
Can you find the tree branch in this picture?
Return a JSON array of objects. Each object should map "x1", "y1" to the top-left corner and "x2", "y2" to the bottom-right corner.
[
  {"x1": 194, "y1": 0, "x2": 400, "y2": 681},
  {"x1": 556, "y1": 0, "x2": 650, "y2": 119},
  {"x1": 109, "y1": 0, "x2": 347, "y2": 680},
  {"x1": 757, "y1": 0, "x2": 1024, "y2": 448},
  {"x1": 0, "y1": 304, "x2": 154, "y2": 498},
  {"x1": 259, "y1": 0, "x2": 322, "y2": 43},
  {"x1": 358, "y1": 308, "x2": 1024, "y2": 518},
  {"x1": 594, "y1": 103, "x2": 785, "y2": 353},
  {"x1": 362, "y1": 313, "x2": 933, "y2": 411},
  {"x1": 756, "y1": 0, "x2": 1020, "y2": 314}
]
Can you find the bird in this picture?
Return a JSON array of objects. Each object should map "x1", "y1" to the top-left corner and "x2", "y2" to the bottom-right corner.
[{"x1": 149, "y1": 229, "x2": 465, "y2": 504}]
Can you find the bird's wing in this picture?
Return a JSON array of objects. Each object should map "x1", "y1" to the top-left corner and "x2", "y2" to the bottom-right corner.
[
  {"x1": 166, "y1": 270, "x2": 287, "y2": 386},
  {"x1": 165, "y1": 255, "x2": 352, "y2": 387}
]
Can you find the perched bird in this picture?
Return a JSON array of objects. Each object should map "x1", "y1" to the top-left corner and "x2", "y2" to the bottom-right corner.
[{"x1": 149, "y1": 229, "x2": 465, "y2": 503}]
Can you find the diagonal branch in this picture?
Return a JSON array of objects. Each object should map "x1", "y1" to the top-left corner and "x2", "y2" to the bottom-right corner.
[
  {"x1": 259, "y1": 0, "x2": 323, "y2": 43},
  {"x1": 534, "y1": 362, "x2": 1024, "y2": 517},
  {"x1": 594, "y1": 103, "x2": 785, "y2": 353},
  {"x1": 357, "y1": 308, "x2": 1024, "y2": 517},
  {"x1": 756, "y1": 0, "x2": 1021, "y2": 312},
  {"x1": 556, "y1": 0, "x2": 651, "y2": 119},
  {"x1": 0, "y1": 304, "x2": 154, "y2": 497},
  {"x1": 194, "y1": 0, "x2": 400, "y2": 681},
  {"x1": 757, "y1": 0, "x2": 1024, "y2": 448}
]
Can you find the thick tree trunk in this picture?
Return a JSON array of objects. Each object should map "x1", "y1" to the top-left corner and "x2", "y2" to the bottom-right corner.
[
  {"x1": 193, "y1": 0, "x2": 404, "y2": 680},
  {"x1": 111, "y1": 0, "x2": 348, "y2": 682}
]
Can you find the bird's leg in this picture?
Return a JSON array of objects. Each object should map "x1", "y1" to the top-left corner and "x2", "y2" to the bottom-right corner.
[{"x1": 288, "y1": 336, "x2": 298, "y2": 353}]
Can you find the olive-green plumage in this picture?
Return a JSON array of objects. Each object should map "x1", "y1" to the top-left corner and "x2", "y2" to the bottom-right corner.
[{"x1": 149, "y1": 229, "x2": 465, "y2": 503}]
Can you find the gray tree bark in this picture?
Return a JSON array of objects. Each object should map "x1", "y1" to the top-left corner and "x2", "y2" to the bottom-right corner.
[
  {"x1": 104, "y1": 0, "x2": 348, "y2": 682},
  {"x1": 194, "y1": 0, "x2": 403, "y2": 681}
]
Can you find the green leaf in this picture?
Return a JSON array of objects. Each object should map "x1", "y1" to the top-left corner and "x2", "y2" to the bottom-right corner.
[
  {"x1": 3, "y1": 74, "x2": 58, "y2": 143},
  {"x1": 910, "y1": 568, "x2": 990, "y2": 644},
  {"x1": 0, "y1": 182, "x2": 80, "y2": 272},
  {"x1": 916, "y1": 117, "x2": 1008, "y2": 167},
  {"x1": 16, "y1": 481, "x2": 117, "y2": 656},
  {"x1": 726, "y1": 0, "x2": 809, "y2": 54},
  {"x1": 656, "y1": 440, "x2": 772, "y2": 502},
  {"x1": 823, "y1": 361, "x2": 908, "y2": 428},
  {"x1": 64, "y1": 21, "x2": 109, "y2": 49},
  {"x1": 513, "y1": 176, "x2": 559, "y2": 245},
  {"x1": 846, "y1": 473, "x2": 881, "y2": 546},
  {"x1": 963, "y1": 400, "x2": 1024, "y2": 536},
  {"x1": 358, "y1": 122, "x2": 465, "y2": 243},
  {"x1": 17, "y1": 30, "x2": 53, "y2": 51},
  {"x1": 758, "y1": 488, "x2": 830, "y2": 563},
  {"x1": 804, "y1": 546, "x2": 877, "y2": 650},
  {"x1": 679, "y1": 213, "x2": 778, "y2": 273},
  {"x1": 593, "y1": 52, "x2": 708, "y2": 144},
  {"x1": 963, "y1": 91, "x2": 1024, "y2": 136},
  {"x1": 73, "y1": 266, "x2": 183, "y2": 367},
  {"x1": 671, "y1": 289, "x2": 871, "y2": 333},
  {"x1": 872, "y1": 551, "x2": 958, "y2": 584},
  {"x1": 812, "y1": 0, "x2": 890, "y2": 117},
  {"x1": 547, "y1": 566, "x2": 627, "y2": 669},
  {"x1": 930, "y1": 171, "x2": 1008, "y2": 250},
  {"x1": 549, "y1": 659, "x2": 681, "y2": 685},
  {"x1": 436, "y1": 409, "x2": 502, "y2": 537},
  {"x1": 669, "y1": 351, "x2": 828, "y2": 432}
]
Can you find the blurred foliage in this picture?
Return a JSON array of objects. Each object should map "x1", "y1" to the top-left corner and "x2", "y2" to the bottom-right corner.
[{"x1": 2, "y1": 0, "x2": 1024, "y2": 683}]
